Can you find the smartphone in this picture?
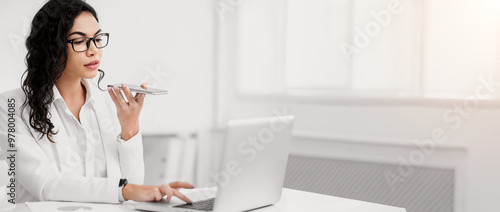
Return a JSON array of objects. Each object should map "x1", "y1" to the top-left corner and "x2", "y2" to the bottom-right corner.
[{"x1": 107, "y1": 83, "x2": 168, "y2": 95}]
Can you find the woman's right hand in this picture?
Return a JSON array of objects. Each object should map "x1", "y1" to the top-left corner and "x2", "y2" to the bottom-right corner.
[
  {"x1": 122, "y1": 181, "x2": 194, "y2": 203},
  {"x1": 107, "y1": 83, "x2": 148, "y2": 141}
]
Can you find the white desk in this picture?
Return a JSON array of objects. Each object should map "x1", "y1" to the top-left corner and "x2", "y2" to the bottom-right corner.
[{"x1": 11, "y1": 188, "x2": 406, "y2": 212}]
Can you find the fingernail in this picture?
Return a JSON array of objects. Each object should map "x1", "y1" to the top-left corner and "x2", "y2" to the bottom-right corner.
[
  {"x1": 122, "y1": 83, "x2": 127, "y2": 88},
  {"x1": 113, "y1": 86, "x2": 118, "y2": 90}
]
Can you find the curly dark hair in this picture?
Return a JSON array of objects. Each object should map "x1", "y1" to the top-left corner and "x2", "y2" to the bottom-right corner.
[{"x1": 21, "y1": 0, "x2": 105, "y2": 143}]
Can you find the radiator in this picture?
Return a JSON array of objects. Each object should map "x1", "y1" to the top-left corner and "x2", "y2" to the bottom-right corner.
[{"x1": 284, "y1": 155, "x2": 454, "y2": 212}]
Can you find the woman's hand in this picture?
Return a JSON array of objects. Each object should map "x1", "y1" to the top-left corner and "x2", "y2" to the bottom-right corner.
[
  {"x1": 122, "y1": 181, "x2": 195, "y2": 203},
  {"x1": 108, "y1": 83, "x2": 147, "y2": 141}
]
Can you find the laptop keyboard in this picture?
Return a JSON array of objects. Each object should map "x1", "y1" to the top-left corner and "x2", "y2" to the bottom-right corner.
[{"x1": 173, "y1": 198, "x2": 215, "y2": 211}]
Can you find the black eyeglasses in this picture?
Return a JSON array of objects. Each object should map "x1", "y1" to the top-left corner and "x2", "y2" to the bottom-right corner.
[{"x1": 67, "y1": 33, "x2": 109, "y2": 52}]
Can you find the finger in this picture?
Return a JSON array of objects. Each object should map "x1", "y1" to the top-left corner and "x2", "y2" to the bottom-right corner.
[
  {"x1": 107, "y1": 87, "x2": 120, "y2": 106},
  {"x1": 140, "y1": 82, "x2": 148, "y2": 89},
  {"x1": 153, "y1": 187, "x2": 162, "y2": 201},
  {"x1": 173, "y1": 189, "x2": 192, "y2": 204},
  {"x1": 134, "y1": 91, "x2": 144, "y2": 100},
  {"x1": 169, "y1": 181, "x2": 195, "y2": 189},
  {"x1": 158, "y1": 184, "x2": 168, "y2": 197},
  {"x1": 113, "y1": 86, "x2": 127, "y2": 105},
  {"x1": 166, "y1": 189, "x2": 173, "y2": 203},
  {"x1": 136, "y1": 93, "x2": 146, "y2": 105},
  {"x1": 159, "y1": 185, "x2": 174, "y2": 202},
  {"x1": 121, "y1": 83, "x2": 136, "y2": 103}
]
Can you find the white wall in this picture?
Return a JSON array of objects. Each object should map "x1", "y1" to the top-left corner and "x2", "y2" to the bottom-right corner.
[
  {"x1": 214, "y1": 1, "x2": 500, "y2": 212},
  {"x1": 0, "y1": 0, "x2": 215, "y2": 134}
]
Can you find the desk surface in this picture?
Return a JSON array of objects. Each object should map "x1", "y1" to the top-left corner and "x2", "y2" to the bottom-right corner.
[{"x1": 10, "y1": 188, "x2": 406, "y2": 212}]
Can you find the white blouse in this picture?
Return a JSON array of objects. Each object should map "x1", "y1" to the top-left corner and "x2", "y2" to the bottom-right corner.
[
  {"x1": 50, "y1": 79, "x2": 135, "y2": 201},
  {"x1": 52, "y1": 80, "x2": 108, "y2": 178}
]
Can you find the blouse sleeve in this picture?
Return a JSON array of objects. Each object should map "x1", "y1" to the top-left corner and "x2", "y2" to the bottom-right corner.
[{"x1": 116, "y1": 131, "x2": 145, "y2": 185}]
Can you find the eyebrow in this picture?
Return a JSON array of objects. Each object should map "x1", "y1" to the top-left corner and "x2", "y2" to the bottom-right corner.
[{"x1": 68, "y1": 29, "x2": 102, "y2": 37}]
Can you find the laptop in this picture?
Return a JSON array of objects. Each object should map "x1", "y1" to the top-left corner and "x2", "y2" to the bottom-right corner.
[{"x1": 135, "y1": 116, "x2": 295, "y2": 212}]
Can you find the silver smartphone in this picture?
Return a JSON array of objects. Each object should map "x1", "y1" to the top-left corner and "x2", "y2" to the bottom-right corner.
[{"x1": 107, "y1": 83, "x2": 168, "y2": 95}]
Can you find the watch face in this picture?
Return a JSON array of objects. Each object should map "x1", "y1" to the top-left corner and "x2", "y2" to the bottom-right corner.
[{"x1": 119, "y1": 178, "x2": 128, "y2": 187}]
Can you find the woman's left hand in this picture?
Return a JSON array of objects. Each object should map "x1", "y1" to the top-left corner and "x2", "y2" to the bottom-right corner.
[{"x1": 108, "y1": 83, "x2": 147, "y2": 141}]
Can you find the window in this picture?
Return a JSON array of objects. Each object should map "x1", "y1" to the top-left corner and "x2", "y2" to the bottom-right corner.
[{"x1": 236, "y1": 0, "x2": 500, "y2": 100}]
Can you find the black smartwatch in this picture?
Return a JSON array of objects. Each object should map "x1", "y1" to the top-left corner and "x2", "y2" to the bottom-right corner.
[
  {"x1": 119, "y1": 178, "x2": 128, "y2": 188},
  {"x1": 119, "y1": 178, "x2": 128, "y2": 202}
]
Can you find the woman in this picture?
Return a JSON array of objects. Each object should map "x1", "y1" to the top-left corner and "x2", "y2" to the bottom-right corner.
[{"x1": 0, "y1": 0, "x2": 193, "y2": 204}]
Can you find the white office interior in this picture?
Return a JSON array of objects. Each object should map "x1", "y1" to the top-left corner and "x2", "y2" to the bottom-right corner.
[{"x1": 1, "y1": 0, "x2": 500, "y2": 211}]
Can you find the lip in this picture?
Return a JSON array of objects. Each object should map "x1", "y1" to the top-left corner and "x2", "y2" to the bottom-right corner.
[{"x1": 84, "y1": 60, "x2": 100, "y2": 70}]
